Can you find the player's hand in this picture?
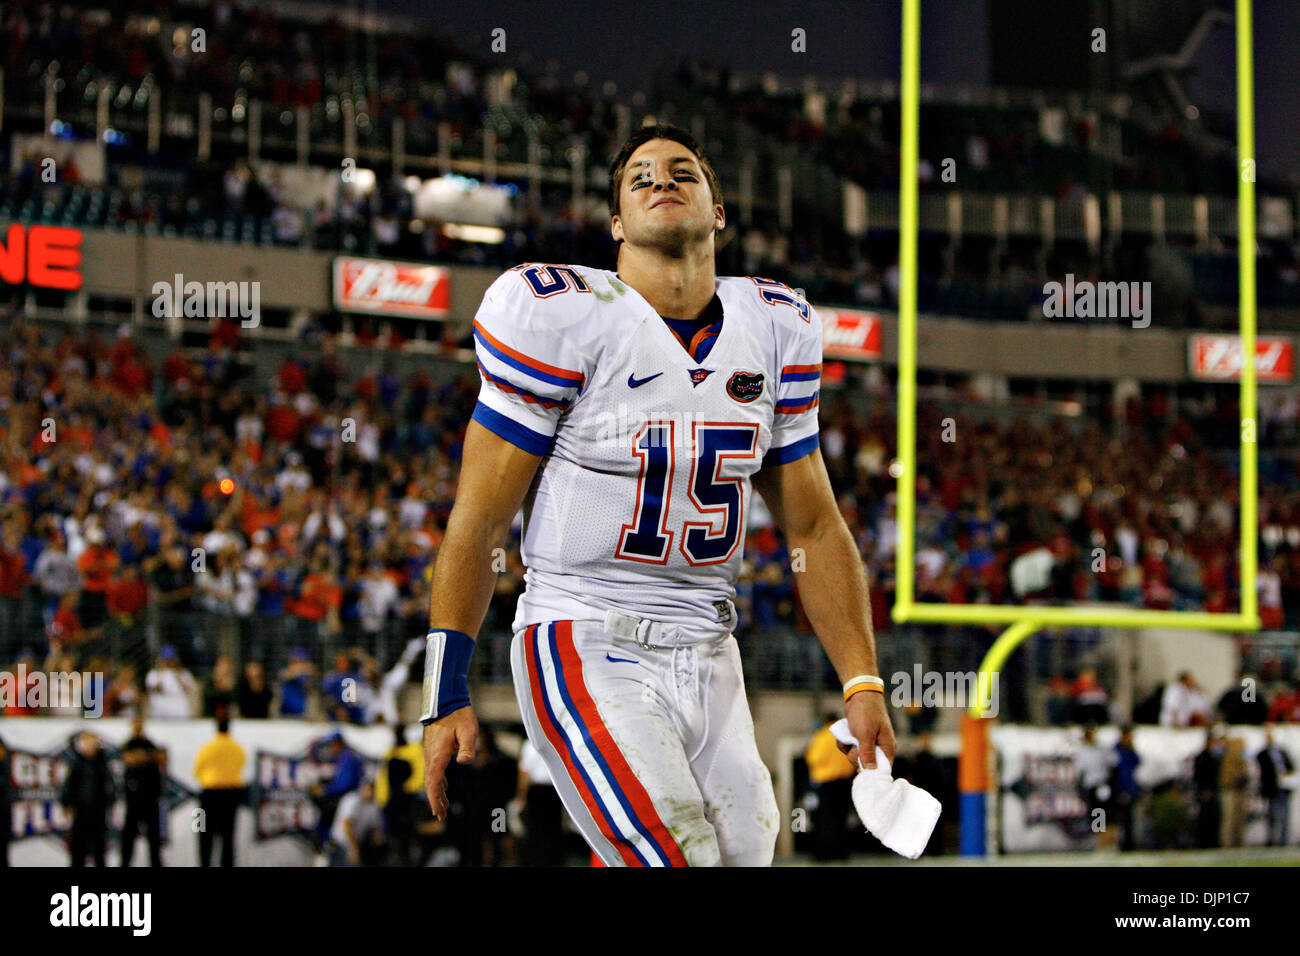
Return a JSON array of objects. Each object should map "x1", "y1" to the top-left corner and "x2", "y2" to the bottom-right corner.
[
  {"x1": 839, "y1": 691, "x2": 895, "y2": 771},
  {"x1": 423, "y1": 705, "x2": 479, "y2": 821}
]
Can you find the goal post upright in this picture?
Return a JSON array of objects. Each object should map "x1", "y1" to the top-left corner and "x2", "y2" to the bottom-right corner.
[
  {"x1": 891, "y1": 0, "x2": 1261, "y2": 857},
  {"x1": 894, "y1": 0, "x2": 921, "y2": 614},
  {"x1": 1236, "y1": 0, "x2": 1259, "y2": 625}
]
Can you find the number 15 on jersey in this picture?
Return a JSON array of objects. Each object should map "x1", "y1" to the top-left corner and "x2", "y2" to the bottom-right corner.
[{"x1": 616, "y1": 421, "x2": 759, "y2": 567}]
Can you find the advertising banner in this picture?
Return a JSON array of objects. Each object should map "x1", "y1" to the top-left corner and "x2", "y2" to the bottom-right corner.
[
  {"x1": 994, "y1": 725, "x2": 1300, "y2": 853},
  {"x1": 332, "y1": 257, "x2": 450, "y2": 319},
  {"x1": 1189, "y1": 334, "x2": 1294, "y2": 383},
  {"x1": 822, "y1": 308, "x2": 882, "y2": 361}
]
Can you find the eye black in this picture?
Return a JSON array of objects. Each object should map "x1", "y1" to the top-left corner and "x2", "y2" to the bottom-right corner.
[{"x1": 628, "y1": 170, "x2": 696, "y2": 191}]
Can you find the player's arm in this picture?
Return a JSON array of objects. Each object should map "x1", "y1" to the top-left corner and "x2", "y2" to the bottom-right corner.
[
  {"x1": 422, "y1": 418, "x2": 542, "y2": 820},
  {"x1": 752, "y1": 450, "x2": 895, "y2": 769},
  {"x1": 425, "y1": 268, "x2": 587, "y2": 816}
]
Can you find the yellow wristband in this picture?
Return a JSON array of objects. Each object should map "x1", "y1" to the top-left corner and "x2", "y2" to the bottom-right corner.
[
  {"x1": 844, "y1": 674, "x2": 884, "y2": 693},
  {"x1": 844, "y1": 683, "x2": 884, "y2": 703}
]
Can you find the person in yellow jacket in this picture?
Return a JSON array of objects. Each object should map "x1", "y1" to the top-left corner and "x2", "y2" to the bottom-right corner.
[
  {"x1": 193, "y1": 714, "x2": 247, "y2": 867},
  {"x1": 805, "y1": 714, "x2": 857, "y2": 861}
]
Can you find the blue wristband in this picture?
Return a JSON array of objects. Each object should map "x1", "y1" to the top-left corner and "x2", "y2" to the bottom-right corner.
[{"x1": 420, "y1": 628, "x2": 476, "y2": 723}]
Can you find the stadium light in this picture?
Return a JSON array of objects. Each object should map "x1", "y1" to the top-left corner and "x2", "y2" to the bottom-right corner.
[{"x1": 440, "y1": 223, "x2": 506, "y2": 244}]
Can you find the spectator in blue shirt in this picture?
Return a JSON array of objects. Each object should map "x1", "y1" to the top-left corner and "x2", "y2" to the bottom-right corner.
[
  {"x1": 322, "y1": 736, "x2": 365, "y2": 798},
  {"x1": 321, "y1": 652, "x2": 363, "y2": 724},
  {"x1": 310, "y1": 732, "x2": 364, "y2": 853},
  {"x1": 965, "y1": 529, "x2": 996, "y2": 574},
  {"x1": 1110, "y1": 726, "x2": 1143, "y2": 851},
  {"x1": 278, "y1": 649, "x2": 315, "y2": 718},
  {"x1": 117, "y1": 523, "x2": 160, "y2": 568},
  {"x1": 255, "y1": 556, "x2": 291, "y2": 617}
]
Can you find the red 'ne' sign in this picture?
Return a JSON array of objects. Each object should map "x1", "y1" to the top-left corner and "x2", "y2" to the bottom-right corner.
[{"x1": 0, "y1": 224, "x2": 83, "y2": 291}]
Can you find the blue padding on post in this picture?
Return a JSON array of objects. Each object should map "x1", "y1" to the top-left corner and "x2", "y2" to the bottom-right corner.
[{"x1": 959, "y1": 792, "x2": 986, "y2": 857}]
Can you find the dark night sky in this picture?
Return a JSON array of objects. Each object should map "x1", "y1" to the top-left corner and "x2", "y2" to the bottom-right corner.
[
  {"x1": 386, "y1": 1, "x2": 988, "y2": 90},
  {"x1": 367, "y1": 0, "x2": 1298, "y2": 181}
]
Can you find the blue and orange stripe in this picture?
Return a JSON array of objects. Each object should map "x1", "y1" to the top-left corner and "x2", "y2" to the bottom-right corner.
[
  {"x1": 476, "y1": 360, "x2": 572, "y2": 410},
  {"x1": 775, "y1": 391, "x2": 820, "y2": 414},
  {"x1": 473, "y1": 320, "x2": 586, "y2": 392},
  {"x1": 526, "y1": 622, "x2": 688, "y2": 867},
  {"x1": 780, "y1": 363, "x2": 822, "y2": 383},
  {"x1": 685, "y1": 322, "x2": 722, "y2": 362},
  {"x1": 524, "y1": 623, "x2": 643, "y2": 866},
  {"x1": 549, "y1": 622, "x2": 688, "y2": 867}
]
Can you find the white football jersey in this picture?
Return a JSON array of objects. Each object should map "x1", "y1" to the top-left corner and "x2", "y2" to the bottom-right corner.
[{"x1": 471, "y1": 263, "x2": 822, "y2": 635}]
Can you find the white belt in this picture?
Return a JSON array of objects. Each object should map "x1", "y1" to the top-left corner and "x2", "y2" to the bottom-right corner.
[
  {"x1": 601, "y1": 605, "x2": 734, "y2": 649},
  {"x1": 602, "y1": 608, "x2": 669, "y2": 648}
]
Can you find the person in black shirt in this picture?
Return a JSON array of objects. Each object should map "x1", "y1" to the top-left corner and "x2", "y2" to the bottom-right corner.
[
  {"x1": 201, "y1": 655, "x2": 238, "y2": 717},
  {"x1": 907, "y1": 732, "x2": 953, "y2": 856},
  {"x1": 1258, "y1": 728, "x2": 1295, "y2": 847},
  {"x1": 149, "y1": 545, "x2": 196, "y2": 658},
  {"x1": 382, "y1": 726, "x2": 416, "y2": 865},
  {"x1": 1217, "y1": 673, "x2": 1270, "y2": 725},
  {"x1": 61, "y1": 732, "x2": 117, "y2": 867},
  {"x1": 1192, "y1": 730, "x2": 1225, "y2": 849},
  {"x1": 119, "y1": 717, "x2": 166, "y2": 866},
  {"x1": 149, "y1": 545, "x2": 195, "y2": 612},
  {"x1": 445, "y1": 727, "x2": 517, "y2": 867},
  {"x1": 236, "y1": 661, "x2": 273, "y2": 718}
]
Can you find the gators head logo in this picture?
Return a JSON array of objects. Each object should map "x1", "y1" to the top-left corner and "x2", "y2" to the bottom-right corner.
[{"x1": 726, "y1": 370, "x2": 764, "y2": 404}]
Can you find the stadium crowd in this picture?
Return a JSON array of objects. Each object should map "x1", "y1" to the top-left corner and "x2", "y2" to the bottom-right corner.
[{"x1": 0, "y1": 304, "x2": 1298, "y2": 723}]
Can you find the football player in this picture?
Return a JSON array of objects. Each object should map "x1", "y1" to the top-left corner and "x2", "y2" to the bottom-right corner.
[{"x1": 421, "y1": 124, "x2": 894, "y2": 865}]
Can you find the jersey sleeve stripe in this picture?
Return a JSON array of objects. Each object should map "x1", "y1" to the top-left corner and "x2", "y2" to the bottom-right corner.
[
  {"x1": 470, "y1": 400, "x2": 552, "y2": 456},
  {"x1": 775, "y1": 391, "x2": 820, "y2": 414},
  {"x1": 762, "y1": 432, "x2": 820, "y2": 468},
  {"x1": 477, "y1": 360, "x2": 572, "y2": 410},
  {"x1": 473, "y1": 320, "x2": 586, "y2": 390},
  {"x1": 780, "y1": 363, "x2": 822, "y2": 383}
]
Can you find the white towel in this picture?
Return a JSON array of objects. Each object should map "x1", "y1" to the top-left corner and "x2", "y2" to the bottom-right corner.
[{"x1": 828, "y1": 719, "x2": 942, "y2": 860}]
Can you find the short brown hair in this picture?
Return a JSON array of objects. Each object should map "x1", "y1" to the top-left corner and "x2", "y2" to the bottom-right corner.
[{"x1": 607, "y1": 123, "x2": 724, "y2": 221}]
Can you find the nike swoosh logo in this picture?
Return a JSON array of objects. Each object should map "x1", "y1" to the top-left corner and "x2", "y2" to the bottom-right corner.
[
  {"x1": 605, "y1": 653, "x2": 640, "y2": 664},
  {"x1": 627, "y1": 372, "x2": 663, "y2": 388}
]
